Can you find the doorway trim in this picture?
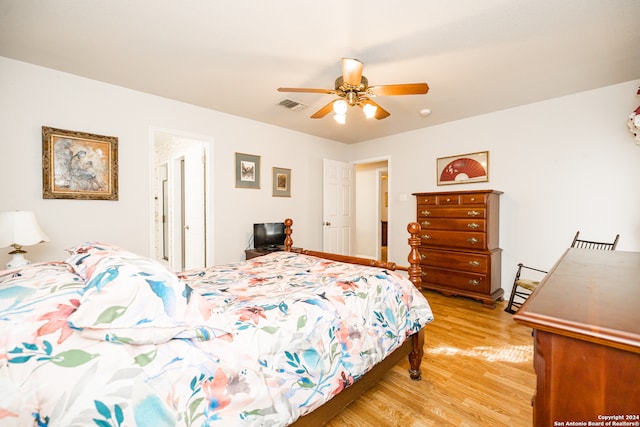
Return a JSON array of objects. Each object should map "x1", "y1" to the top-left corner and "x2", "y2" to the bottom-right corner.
[
  {"x1": 352, "y1": 155, "x2": 391, "y2": 261},
  {"x1": 149, "y1": 127, "x2": 214, "y2": 269}
]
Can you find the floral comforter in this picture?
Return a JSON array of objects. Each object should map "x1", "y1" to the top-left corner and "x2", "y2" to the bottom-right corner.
[{"x1": 0, "y1": 243, "x2": 433, "y2": 427}]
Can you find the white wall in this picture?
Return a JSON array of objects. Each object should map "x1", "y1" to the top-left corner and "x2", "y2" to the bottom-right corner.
[
  {"x1": 2, "y1": 55, "x2": 639, "y2": 298},
  {"x1": 349, "y1": 80, "x2": 640, "y2": 289},
  {"x1": 0, "y1": 57, "x2": 348, "y2": 266}
]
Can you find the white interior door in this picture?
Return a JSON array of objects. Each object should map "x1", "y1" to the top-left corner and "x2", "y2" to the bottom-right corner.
[
  {"x1": 182, "y1": 145, "x2": 206, "y2": 270},
  {"x1": 323, "y1": 159, "x2": 354, "y2": 255}
]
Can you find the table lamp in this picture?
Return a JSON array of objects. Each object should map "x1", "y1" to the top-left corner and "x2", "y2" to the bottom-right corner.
[{"x1": 0, "y1": 211, "x2": 50, "y2": 269}]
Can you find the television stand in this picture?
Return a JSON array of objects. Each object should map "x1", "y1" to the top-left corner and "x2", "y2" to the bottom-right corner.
[{"x1": 245, "y1": 247, "x2": 288, "y2": 260}]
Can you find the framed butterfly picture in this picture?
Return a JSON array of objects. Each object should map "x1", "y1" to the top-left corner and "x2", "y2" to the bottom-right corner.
[{"x1": 235, "y1": 152, "x2": 261, "y2": 189}]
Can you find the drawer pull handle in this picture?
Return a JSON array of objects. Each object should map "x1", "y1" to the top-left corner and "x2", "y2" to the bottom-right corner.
[
  {"x1": 421, "y1": 254, "x2": 426, "y2": 259},
  {"x1": 469, "y1": 280, "x2": 480, "y2": 286},
  {"x1": 470, "y1": 197, "x2": 476, "y2": 202},
  {"x1": 467, "y1": 223, "x2": 480, "y2": 229},
  {"x1": 421, "y1": 220, "x2": 431, "y2": 227},
  {"x1": 467, "y1": 210, "x2": 480, "y2": 217},
  {"x1": 469, "y1": 260, "x2": 481, "y2": 267},
  {"x1": 422, "y1": 235, "x2": 432, "y2": 240},
  {"x1": 421, "y1": 210, "x2": 431, "y2": 216},
  {"x1": 446, "y1": 198, "x2": 451, "y2": 202},
  {"x1": 467, "y1": 237, "x2": 479, "y2": 244}
]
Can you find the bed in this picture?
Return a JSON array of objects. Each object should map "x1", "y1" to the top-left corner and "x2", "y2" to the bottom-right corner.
[{"x1": 0, "y1": 219, "x2": 433, "y2": 427}]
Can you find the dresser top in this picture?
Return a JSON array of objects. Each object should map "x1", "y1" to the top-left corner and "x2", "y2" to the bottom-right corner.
[
  {"x1": 412, "y1": 189, "x2": 503, "y2": 196},
  {"x1": 514, "y1": 248, "x2": 640, "y2": 353}
]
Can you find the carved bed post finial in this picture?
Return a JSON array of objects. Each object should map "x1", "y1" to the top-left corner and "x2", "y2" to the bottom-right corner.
[
  {"x1": 407, "y1": 222, "x2": 422, "y2": 289},
  {"x1": 284, "y1": 218, "x2": 293, "y2": 251}
]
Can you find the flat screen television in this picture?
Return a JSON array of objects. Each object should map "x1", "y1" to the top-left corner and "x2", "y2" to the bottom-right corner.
[{"x1": 253, "y1": 222, "x2": 286, "y2": 250}]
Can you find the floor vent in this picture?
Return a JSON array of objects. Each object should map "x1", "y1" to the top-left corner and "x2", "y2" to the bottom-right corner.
[{"x1": 278, "y1": 99, "x2": 308, "y2": 111}]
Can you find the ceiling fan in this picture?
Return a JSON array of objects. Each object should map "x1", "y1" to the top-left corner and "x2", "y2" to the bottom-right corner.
[{"x1": 277, "y1": 58, "x2": 429, "y2": 123}]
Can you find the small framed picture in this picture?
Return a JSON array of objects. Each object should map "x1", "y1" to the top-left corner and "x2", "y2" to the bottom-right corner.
[
  {"x1": 272, "y1": 167, "x2": 291, "y2": 197},
  {"x1": 436, "y1": 151, "x2": 489, "y2": 186},
  {"x1": 235, "y1": 152, "x2": 260, "y2": 189},
  {"x1": 42, "y1": 126, "x2": 118, "y2": 200}
]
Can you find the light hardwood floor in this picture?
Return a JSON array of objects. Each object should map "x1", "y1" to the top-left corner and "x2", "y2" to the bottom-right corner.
[{"x1": 326, "y1": 290, "x2": 536, "y2": 427}]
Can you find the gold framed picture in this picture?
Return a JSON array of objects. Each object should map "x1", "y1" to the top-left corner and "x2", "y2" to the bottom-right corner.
[
  {"x1": 436, "y1": 151, "x2": 489, "y2": 186},
  {"x1": 42, "y1": 126, "x2": 118, "y2": 200},
  {"x1": 272, "y1": 167, "x2": 291, "y2": 197}
]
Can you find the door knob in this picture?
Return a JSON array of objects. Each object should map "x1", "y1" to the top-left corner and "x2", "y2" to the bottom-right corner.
[{"x1": 323, "y1": 221, "x2": 332, "y2": 226}]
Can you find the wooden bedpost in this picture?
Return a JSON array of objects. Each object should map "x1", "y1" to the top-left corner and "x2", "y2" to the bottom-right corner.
[
  {"x1": 284, "y1": 218, "x2": 293, "y2": 251},
  {"x1": 407, "y1": 222, "x2": 422, "y2": 289},
  {"x1": 406, "y1": 221, "x2": 424, "y2": 380},
  {"x1": 409, "y1": 329, "x2": 425, "y2": 381}
]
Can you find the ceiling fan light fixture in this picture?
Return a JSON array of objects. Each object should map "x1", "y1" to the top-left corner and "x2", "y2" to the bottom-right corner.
[
  {"x1": 345, "y1": 91, "x2": 359, "y2": 106},
  {"x1": 278, "y1": 58, "x2": 428, "y2": 122},
  {"x1": 334, "y1": 113, "x2": 346, "y2": 124},
  {"x1": 333, "y1": 99, "x2": 348, "y2": 115},
  {"x1": 363, "y1": 103, "x2": 377, "y2": 119}
]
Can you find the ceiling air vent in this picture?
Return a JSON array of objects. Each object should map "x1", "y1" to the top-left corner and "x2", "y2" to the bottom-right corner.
[{"x1": 278, "y1": 99, "x2": 308, "y2": 111}]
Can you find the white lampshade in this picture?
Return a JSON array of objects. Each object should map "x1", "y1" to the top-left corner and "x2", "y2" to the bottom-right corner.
[
  {"x1": 0, "y1": 211, "x2": 49, "y2": 269},
  {"x1": 333, "y1": 99, "x2": 348, "y2": 115},
  {"x1": 363, "y1": 103, "x2": 377, "y2": 119}
]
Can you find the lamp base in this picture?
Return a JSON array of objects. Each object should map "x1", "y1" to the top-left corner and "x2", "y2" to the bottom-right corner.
[{"x1": 6, "y1": 250, "x2": 31, "y2": 269}]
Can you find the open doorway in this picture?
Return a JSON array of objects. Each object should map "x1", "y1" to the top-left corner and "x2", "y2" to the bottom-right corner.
[
  {"x1": 380, "y1": 170, "x2": 388, "y2": 262},
  {"x1": 354, "y1": 159, "x2": 389, "y2": 261},
  {"x1": 151, "y1": 129, "x2": 213, "y2": 271}
]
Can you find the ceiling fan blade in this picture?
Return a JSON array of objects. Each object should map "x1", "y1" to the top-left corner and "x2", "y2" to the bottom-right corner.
[
  {"x1": 368, "y1": 83, "x2": 429, "y2": 96},
  {"x1": 342, "y1": 58, "x2": 363, "y2": 87},
  {"x1": 311, "y1": 100, "x2": 338, "y2": 119},
  {"x1": 277, "y1": 87, "x2": 336, "y2": 94},
  {"x1": 359, "y1": 99, "x2": 391, "y2": 120}
]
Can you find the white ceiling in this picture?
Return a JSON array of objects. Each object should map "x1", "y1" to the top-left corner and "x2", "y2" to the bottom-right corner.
[{"x1": 1, "y1": 0, "x2": 639, "y2": 144}]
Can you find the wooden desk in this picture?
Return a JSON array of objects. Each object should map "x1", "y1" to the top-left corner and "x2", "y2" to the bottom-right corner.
[{"x1": 514, "y1": 248, "x2": 640, "y2": 426}]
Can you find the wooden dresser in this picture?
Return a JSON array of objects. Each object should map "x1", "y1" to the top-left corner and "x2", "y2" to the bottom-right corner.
[
  {"x1": 412, "y1": 189, "x2": 503, "y2": 308},
  {"x1": 514, "y1": 249, "x2": 640, "y2": 426}
]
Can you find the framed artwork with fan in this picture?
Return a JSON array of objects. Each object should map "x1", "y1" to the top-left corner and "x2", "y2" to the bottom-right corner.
[
  {"x1": 436, "y1": 151, "x2": 489, "y2": 186},
  {"x1": 235, "y1": 152, "x2": 260, "y2": 189}
]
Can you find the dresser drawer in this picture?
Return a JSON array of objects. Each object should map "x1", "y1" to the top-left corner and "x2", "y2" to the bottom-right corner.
[
  {"x1": 415, "y1": 195, "x2": 437, "y2": 205},
  {"x1": 460, "y1": 193, "x2": 487, "y2": 205},
  {"x1": 437, "y1": 194, "x2": 460, "y2": 205},
  {"x1": 420, "y1": 230, "x2": 486, "y2": 250},
  {"x1": 418, "y1": 218, "x2": 486, "y2": 232},
  {"x1": 417, "y1": 207, "x2": 486, "y2": 219},
  {"x1": 420, "y1": 249, "x2": 489, "y2": 273},
  {"x1": 422, "y1": 266, "x2": 489, "y2": 293}
]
